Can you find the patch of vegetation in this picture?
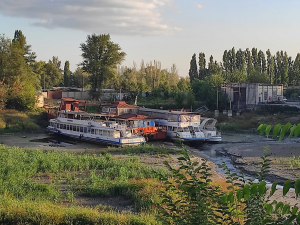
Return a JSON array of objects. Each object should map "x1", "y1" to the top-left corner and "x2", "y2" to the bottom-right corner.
[
  {"x1": 107, "y1": 144, "x2": 179, "y2": 155},
  {"x1": 0, "y1": 110, "x2": 47, "y2": 134}
]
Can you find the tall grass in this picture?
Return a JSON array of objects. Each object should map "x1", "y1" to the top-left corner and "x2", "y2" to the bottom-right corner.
[
  {"x1": 107, "y1": 144, "x2": 179, "y2": 155},
  {"x1": 0, "y1": 110, "x2": 46, "y2": 133},
  {"x1": 0, "y1": 195, "x2": 159, "y2": 224}
]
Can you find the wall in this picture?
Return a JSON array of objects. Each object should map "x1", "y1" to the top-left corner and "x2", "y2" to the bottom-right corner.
[{"x1": 62, "y1": 92, "x2": 90, "y2": 100}]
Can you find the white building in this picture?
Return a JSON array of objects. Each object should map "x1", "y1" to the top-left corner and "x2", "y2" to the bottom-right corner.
[{"x1": 222, "y1": 83, "x2": 284, "y2": 110}]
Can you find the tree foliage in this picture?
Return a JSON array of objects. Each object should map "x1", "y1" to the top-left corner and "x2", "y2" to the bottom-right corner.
[{"x1": 80, "y1": 34, "x2": 126, "y2": 99}]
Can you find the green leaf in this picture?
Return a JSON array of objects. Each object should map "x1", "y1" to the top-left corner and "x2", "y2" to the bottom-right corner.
[
  {"x1": 289, "y1": 124, "x2": 296, "y2": 137},
  {"x1": 236, "y1": 189, "x2": 242, "y2": 202},
  {"x1": 282, "y1": 204, "x2": 290, "y2": 215},
  {"x1": 257, "y1": 124, "x2": 268, "y2": 135},
  {"x1": 228, "y1": 191, "x2": 234, "y2": 203},
  {"x1": 264, "y1": 204, "x2": 273, "y2": 214},
  {"x1": 273, "y1": 123, "x2": 282, "y2": 137},
  {"x1": 275, "y1": 202, "x2": 284, "y2": 213},
  {"x1": 265, "y1": 125, "x2": 272, "y2": 138},
  {"x1": 295, "y1": 179, "x2": 300, "y2": 199},
  {"x1": 250, "y1": 183, "x2": 258, "y2": 195},
  {"x1": 258, "y1": 181, "x2": 266, "y2": 195},
  {"x1": 257, "y1": 123, "x2": 265, "y2": 131},
  {"x1": 283, "y1": 180, "x2": 291, "y2": 196},
  {"x1": 222, "y1": 194, "x2": 228, "y2": 203},
  {"x1": 293, "y1": 124, "x2": 300, "y2": 138},
  {"x1": 292, "y1": 206, "x2": 299, "y2": 215},
  {"x1": 279, "y1": 122, "x2": 292, "y2": 141},
  {"x1": 243, "y1": 185, "x2": 250, "y2": 200},
  {"x1": 270, "y1": 182, "x2": 278, "y2": 196}
]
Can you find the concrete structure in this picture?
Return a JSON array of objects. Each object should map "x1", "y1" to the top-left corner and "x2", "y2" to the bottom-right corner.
[{"x1": 222, "y1": 83, "x2": 284, "y2": 110}]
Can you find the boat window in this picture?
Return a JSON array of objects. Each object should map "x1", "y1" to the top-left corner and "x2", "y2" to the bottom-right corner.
[
  {"x1": 84, "y1": 127, "x2": 87, "y2": 133},
  {"x1": 194, "y1": 127, "x2": 200, "y2": 132},
  {"x1": 95, "y1": 129, "x2": 98, "y2": 135},
  {"x1": 67, "y1": 125, "x2": 69, "y2": 130},
  {"x1": 70, "y1": 125, "x2": 72, "y2": 130},
  {"x1": 167, "y1": 126, "x2": 172, "y2": 131},
  {"x1": 91, "y1": 129, "x2": 94, "y2": 134},
  {"x1": 103, "y1": 130, "x2": 108, "y2": 136},
  {"x1": 63, "y1": 124, "x2": 66, "y2": 129},
  {"x1": 172, "y1": 127, "x2": 178, "y2": 132},
  {"x1": 73, "y1": 126, "x2": 77, "y2": 131},
  {"x1": 177, "y1": 128, "x2": 183, "y2": 132},
  {"x1": 87, "y1": 128, "x2": 90, "y2": 133},
  {"x1": 80, "y1": 127, "x2": 83, "y2": 133},
  {"x1": 77, "y1": 126, "x2": 80, "y2": 132},
  {"x1": 60, "y1": 124, "x2": 63, "y2": 129},
  {"x1": 183, "y1": 127, "x2": 189, "y2": 132}
]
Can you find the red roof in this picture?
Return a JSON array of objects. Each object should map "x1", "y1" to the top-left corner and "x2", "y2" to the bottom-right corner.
[
  {"x1": 105, "y1": 101, "x2": 139, "y2": 109},
  {"x1": 114, "y1": 114, "x2": 150, "y2": 120}
]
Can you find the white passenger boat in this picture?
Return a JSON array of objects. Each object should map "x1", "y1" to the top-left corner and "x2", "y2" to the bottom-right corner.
[
  {"x1": 139, "y1": 108, "x2": 205, "y2": 142},
  {"x1": 199, "y1": 117, "x2": 222, "y2": 142},
  {"x1": 155, "y1": 119, "x2": 205, "y2": 142},
  {"x1": 47, "y1": 113, "x2": 146, "y2": 146},
  {"x1": 139, "y1": 108, "x2": 222, "y2": 142}
]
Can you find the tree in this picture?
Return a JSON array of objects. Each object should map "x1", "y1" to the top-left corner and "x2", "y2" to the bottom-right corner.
[
  {"x1": 73, "y1": 67, "x2": 90, "y2": 88},
  {"x1": 266, "y1": 49, "x2": 275, "y2": 83},
  {"x1": 63, "y1": 61, "x2": 72, "y2": 87},
  {"x1": 12, "y1": 30, "x2": 37, "y2": 66},
  {"x1": 188, "y1": 53, "x2": 198, "y2": 83},
  {"x1": 198, "y1": 52, "x2": 207, "y2": 80},
  {"x1": 0, "y1": 32, "x2": 39, "y2": 110},
  {"x1": 80, "y1": 34, "x2": 126, "y2": 99},
  {"x1": 42, "y1": 61, "x2": 63, "y2": 89},
  {"x1": 177, "y1": 77, "x2": 190, "y2": 91}
]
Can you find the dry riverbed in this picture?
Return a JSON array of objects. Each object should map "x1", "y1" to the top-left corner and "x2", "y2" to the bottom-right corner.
[{"x1": 0, "y1": 131, "x2": 299, "y2": 207}]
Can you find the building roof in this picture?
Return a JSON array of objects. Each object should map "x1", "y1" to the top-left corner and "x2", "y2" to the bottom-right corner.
[
  {"x1": 61, "y1": 98, "x2": 86, "y2": 103},
  {"x1": 103, "y1": 101, "x2": 139, "y2": 109}
]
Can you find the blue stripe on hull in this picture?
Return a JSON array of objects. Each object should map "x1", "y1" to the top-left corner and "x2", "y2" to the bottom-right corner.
[{"x1": 47, "y1": 127, "x2": 143, "y2": 146}]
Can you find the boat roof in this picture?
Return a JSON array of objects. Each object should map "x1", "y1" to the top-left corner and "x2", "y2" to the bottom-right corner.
[{"x1": 113, "y1": 114, "x2": 152, "y2": 120}]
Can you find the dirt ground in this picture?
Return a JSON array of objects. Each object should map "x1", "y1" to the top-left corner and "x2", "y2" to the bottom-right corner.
[{"x1": 0, "y1": 131, "x2": 299, "y2": 208}]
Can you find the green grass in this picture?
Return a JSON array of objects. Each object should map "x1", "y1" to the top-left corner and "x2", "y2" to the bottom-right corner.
[
  {"x1": 0, "y1": 109, "x2": 47, "y2": 134},
  {"x1": 0, "y1": 144, "x2": 170, "y2": 223},
  {"x1": 107, "y1": 144, "x2": 179, "y2": 155}
]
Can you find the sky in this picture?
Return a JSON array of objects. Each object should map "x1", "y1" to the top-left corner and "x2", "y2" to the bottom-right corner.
[{"x1": 1, "y1": 0, "x2": 300, "y2": 77}]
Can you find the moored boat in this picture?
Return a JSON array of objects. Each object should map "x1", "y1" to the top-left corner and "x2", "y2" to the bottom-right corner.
[
  {"x1": 199, "y1": 117, "x2": 222, "y2": 142},
  {"x1": 47, "y1": 111, "x2": 146, "y2": 146}
]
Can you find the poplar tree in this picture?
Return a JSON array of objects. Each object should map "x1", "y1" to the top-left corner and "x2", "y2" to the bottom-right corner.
[
  {"x1": 266, "y1": 49, "x2": 275, "y2": 83},
  {"x1": 63, "y1": 61, "x2": 72, "y2": 87},
  {"x1": 198, "y1": 52, "x2": 206, "y2": 80},
  {"x1": 293, "y1": 53, "x2": 300, "y2": 85},
  {"x1": 188, "y1": 53, "x2": 198, "y2": 83}
]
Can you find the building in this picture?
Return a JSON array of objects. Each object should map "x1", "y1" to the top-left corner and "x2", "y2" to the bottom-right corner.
[
  {"x1": 222, "y1": 83, "x2": 284, "y2": 110},
  {"x1": 101, "y1": 101, "x2": 139, "y2": 116}
]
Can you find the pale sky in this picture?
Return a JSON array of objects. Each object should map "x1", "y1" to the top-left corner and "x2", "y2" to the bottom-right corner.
[{"x1": 1, "y1": 0, "x2": 300, "y2": 77}]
